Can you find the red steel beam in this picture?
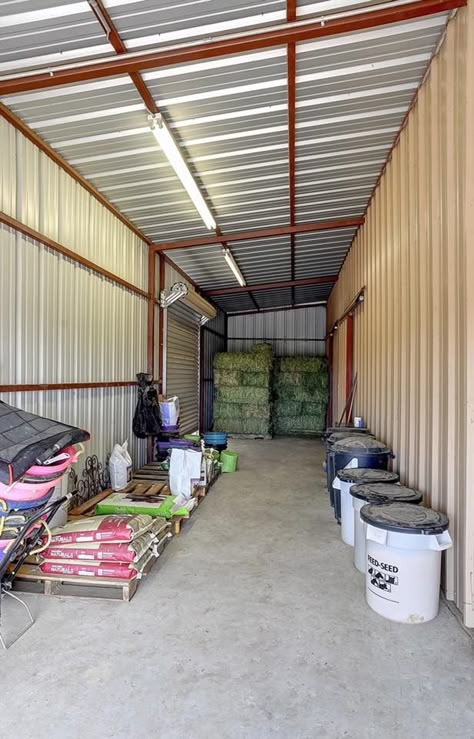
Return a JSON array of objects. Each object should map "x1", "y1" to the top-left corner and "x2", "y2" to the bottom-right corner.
[
  {"x1": 153, "y1": 218, "x2": 363, "y2": 252},
  {"x1": 158, "y1": 254, "x2": 166, "y2": 387},
  {"x1": 207, "y1": 275, "x2": 337, "y2": 296},
  {"x1": 147, "y1": 250, "x2": 156, "y2": 376},
  {"x1": 88, "y1": 1, "x2": 159, "y2": 114},
  {"x1": 0, "y1": 210, "x2": 149, "y2": 299},
  {"x1": 345, "y1": 313, "x2": 354, "y2": 423},
  {"x1": 0, "y1": 0, "x2": 464, "y2": 95},
  {"x1": 327, "y1": 333, "x2": 334, "y2": 427},
  {"x1": 0, "y1": 381, "x2": 136, "y2": 392}
]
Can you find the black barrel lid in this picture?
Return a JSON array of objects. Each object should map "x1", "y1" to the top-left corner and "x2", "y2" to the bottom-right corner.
[
  {"x1": 350, "y1": 482, "x2": 421, "y2": 503},
  {"x1": 331, "y1": 436, "x2": 391, "y2": 453},
  {"x1": 328, "y1": 431, "x2": 375, "y2": 445},
  {"x1": 337, "y1": 469, "x2": 399, "y2": 485},
  {"x1": 325, "y1": 426, "x2": 371, "y2": 437},
  {"x1": 360, "y1": 502, "x2": 449, "y2": 535}
]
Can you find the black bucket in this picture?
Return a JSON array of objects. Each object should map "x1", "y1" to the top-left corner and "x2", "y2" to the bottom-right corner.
[
  {"x1": 325, "y1": 429, "x2": 374, "y2": 492},
  {"x1": 329, "y1": 436, "x2": 393, "y2": 522}
]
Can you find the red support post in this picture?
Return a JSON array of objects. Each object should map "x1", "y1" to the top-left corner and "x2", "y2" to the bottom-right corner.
[
  {"x1": 345, "y1": 313, "x2": 354, "y2": 424},
  {"x1": 158, "y1": 254, "x2": 166, "y2": 390},
  {"x1": 327, "y1": 333, "x2": 334, "y2": 428}
]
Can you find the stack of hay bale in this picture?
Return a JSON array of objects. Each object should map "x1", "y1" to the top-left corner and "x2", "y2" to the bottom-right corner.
[
  {"x1": 213, "y1": 344, "x2": 273, "y2": 436},
  {"x1": 274, "y1": 356, "x2": 328, "y2": 435}
]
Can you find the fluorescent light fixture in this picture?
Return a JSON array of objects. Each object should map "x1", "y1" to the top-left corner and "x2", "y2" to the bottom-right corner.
[
  {"x1": 223, "y1": 248, "x2": 246, "y2": 287},
  {"x1": 149, "y1": 113, "x2": 216, "y2": 231}
]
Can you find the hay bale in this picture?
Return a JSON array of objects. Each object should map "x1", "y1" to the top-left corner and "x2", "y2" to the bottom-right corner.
[
  {"x1": 274, "y1": 415, "x2": 325, "y2": 435},
  {"x1": 240, "y1": 371, "x2": 271, "y2": 388},
  {"x1": 214, "y1": 417, "x2": 271, "y2": 435},
  {"x1": 302, "y1": 400, "x2": 327, "y2": 416},
  {"x1": 274, "y1": 400, "x2": 303, "y2": 417},
  {"x1": 213, "y1": 401, "x2": 243, "y2": 419},
  {"x1": 251, "y1": 343, "x2": 273, "y2": 357},
  {"x1": 276, "y1": 356, "x2": 327, "y2": 373},
  {"x1": 214, "y1": 403, "x2": 271, "y2": 422},
  {"x1": 214, "y1": 369, "x2": 242, "y2": 387},
  {"x1": 214, "y1": 351, "x2": 272, "y2": 371},
  {"x1": 216, "y1": 386, "x2": 270, "y2": 404},
  {"x1": 273, "y1": 383, "x2": 314, "y2": 402}
]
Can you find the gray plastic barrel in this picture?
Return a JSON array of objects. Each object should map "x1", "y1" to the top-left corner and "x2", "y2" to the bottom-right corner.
[
  {"x1": 329, "y1": 437, "x2": 393, "y2": 522},
  {"x1": 350, "y1": 483, "x2": 423, "y2": 572}
]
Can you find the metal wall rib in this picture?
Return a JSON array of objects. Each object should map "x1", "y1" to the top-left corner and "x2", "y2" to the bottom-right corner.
[
  {"x1": 228, "y1": 305, "x2": 326, "y2": 355},
  {"x1": 327, "y1": 6, "x2": 474, "y2": 626}
]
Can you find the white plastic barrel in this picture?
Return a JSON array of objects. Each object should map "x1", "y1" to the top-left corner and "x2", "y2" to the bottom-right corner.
[
  {"x1": 334, "y1": 469, "x2": 399, "y2": 547},
  {"x1": 361, "y1": 502, "x2": 452, "y2": 624},
  {"x1": 350, "y1": 483, "x2": 422, "y2": 572},
  {"x1": 353, "y1": 497, "x2": 368, "y2": 572}
]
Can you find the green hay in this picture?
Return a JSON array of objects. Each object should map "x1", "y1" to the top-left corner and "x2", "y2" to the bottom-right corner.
[
  {"x1": 251, "y1": 343, "x2": 273, "y2": 357},
  {"x1": 214, "y1": 417, "x2": 272, "y2": 435},
  {"x1": 214, "y1": 369, "x2": 242, "y2": 387},
  {"x1": 303, "y1": 400, "x2": 327, "y2": 416},
  {"x1": 214, "y1": 350, "x2": 272, "y2": 371},
  {"x1": 274, "y1": 415, "x2": 326, "y2": 435},
  {"x1": 241, "y1": 371, "x2": 271, "y2": 388},
  {"x1": 274, "y1": 383, "x2": 323, "y2": 402},
  {"x1": 275, "y1": 371, "x2": 327, "y2": 393},
  {"x1": 213, "y1": 402, "x2": 243, "y2": 418},
  {"x1": 214, "y1": 403, "x2": 271, "y2": 421},
  {"x1": 276, "y1": 356, "x2": 327, "y2": 374},
  {"x1": 216, "y1": 386, "x2": 270, "y2": 404},
  {"x1": 274, "y1": 400, "x2": 303, "y2": 417},
  {"x1": 214, "y1": 369, "x2": 271, "y2": 388}
]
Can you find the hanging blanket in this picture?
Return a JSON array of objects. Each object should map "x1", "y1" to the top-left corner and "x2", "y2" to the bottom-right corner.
[{"x1": 0, "y1": 402, "x2": 90, "y2": 485}]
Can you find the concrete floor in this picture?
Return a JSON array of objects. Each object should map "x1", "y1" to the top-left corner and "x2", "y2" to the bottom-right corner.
[{"x1": 1, "y1": 439, "x2": 473, "y2": 738}]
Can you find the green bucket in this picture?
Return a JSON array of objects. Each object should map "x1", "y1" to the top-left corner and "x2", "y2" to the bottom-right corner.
[{"x1": 220, "y1": 450, "x2": 239, "y2": 473}]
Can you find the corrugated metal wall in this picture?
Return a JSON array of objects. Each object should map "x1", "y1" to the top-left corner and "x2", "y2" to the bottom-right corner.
[
  {"x1": 165, "y1": 302, "x2": 200, "y2": 434},
  {"x1": 327, "y1": 6, "x2": 474, "y2": 626},
  {"x1": 201, "y1": 310, "x2": 227, "y2": 432},
  {"x1": 228, "y1": 306, "x2": 326, "y2": 356},
  {"x1": 0, "y1": 116, "x2": 149, "y2": 480}
]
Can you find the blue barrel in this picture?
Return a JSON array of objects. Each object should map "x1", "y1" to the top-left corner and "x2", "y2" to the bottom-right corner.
[{"x1": 329, "y1": 436, "x2": 393, "y2": 523}]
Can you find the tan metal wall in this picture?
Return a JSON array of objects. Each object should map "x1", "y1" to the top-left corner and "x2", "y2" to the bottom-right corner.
[
  {"x1": 0, "y1": 116, "x2": 149, "y2": 477},
  {"x1": 327, "y1": 6, "x2": 474, "y2": 626}
]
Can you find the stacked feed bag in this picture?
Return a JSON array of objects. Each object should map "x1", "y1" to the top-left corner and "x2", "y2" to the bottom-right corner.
[
  {"x1": 274, "y1": 356, "x2": 328, "y2": 435},
  {"x1": 38, "y1": 514, "x2": 171, "y2": 580},
  {"x1": 213, "y1": 344, "x2": 273, "y2": 436}
]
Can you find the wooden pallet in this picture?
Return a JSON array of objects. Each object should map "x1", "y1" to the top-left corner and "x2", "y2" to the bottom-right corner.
[
  {"x1": 132, "y1": 464, "x2": 169, "y2": 482},
  {"x1": 170, "y1": 469, "x2": 221, "y2": 535},
  {"x1": 12, "y1": 533, "x2": 172, "y2": 602},
  {"x1": 69, "y1": 479, "x2": 172, "y2": 517}
]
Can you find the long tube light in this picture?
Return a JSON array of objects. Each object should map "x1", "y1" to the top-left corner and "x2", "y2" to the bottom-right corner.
[
  {"x1": 223, "y1": 248, "x2": 246, "y2": 287},
  {"x1": 149, "y1": 113, "x2": 216, "y2": 231}
]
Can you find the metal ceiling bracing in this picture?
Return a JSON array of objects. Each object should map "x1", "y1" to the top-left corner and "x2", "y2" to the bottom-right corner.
[{"x1": 0, "y1": 1, "x2": 452, "y2": 313}]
